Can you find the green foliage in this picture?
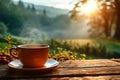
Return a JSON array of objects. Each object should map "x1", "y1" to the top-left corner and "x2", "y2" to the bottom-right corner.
[
  {"x1": 48, "y1": 39, "x2": 120, "y2": 59},
  {"x1": 49, "y1": 47, "x2": 81, "y2": 62},
  {"x1": 1, "y1": 35, "x2": 120, "y2": 62},
  {"x1": 0, "y1": 22, "x2": 8, "y2": 37},
  {"x1": 0, "y1": 34, "x2": 17, "y2": 55},
  {"x1": 0, "y1": 0, "x2": 72, "y2": 38},
  {"x1": 0, "y1": 35, "x2": 87, "y2": 62},
  {"x1": 0, "y1": 34, "x2": 18, "y2": 63},
  {"x1": 0, "y1": 0, "x2": 24, "y2": 35},
  {"x1": 48, "y1": 39, "x2": 88, "y2": 60}
]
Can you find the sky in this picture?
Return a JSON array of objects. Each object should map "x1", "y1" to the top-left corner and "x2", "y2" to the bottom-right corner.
[{"x1": 13, "y1": 0, "x2": 77, "y2": 10}]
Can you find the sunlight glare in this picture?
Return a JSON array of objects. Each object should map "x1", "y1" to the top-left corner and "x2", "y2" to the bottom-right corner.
[{"x1": 81, "y1": 0, "x2": 98, "y2": 15}]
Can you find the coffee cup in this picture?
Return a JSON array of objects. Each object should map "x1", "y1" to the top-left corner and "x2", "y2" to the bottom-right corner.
[{"x1": 10, "y1": 44, "x2": 49, "y2": 68}]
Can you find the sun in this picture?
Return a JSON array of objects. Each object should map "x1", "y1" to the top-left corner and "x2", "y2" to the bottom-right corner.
[{"x1": 79, "y1": 0, "x2": 98, "y2": 15}]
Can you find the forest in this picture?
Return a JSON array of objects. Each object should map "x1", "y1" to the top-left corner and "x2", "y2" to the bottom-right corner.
[
  {"x1": 1, "y1": 0, "x2": 120, "y2": 63},
  {"x1": 0, "y1": 0, "x2": 87, "y2": 40}
]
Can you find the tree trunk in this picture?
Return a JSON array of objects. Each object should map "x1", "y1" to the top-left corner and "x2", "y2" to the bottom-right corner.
[
  {"x1": 102, "y1": 4, "x2": 111, "y2": 37},
  {"x1": 114, "y1": 1, "x2": 120, "y2": 39},
  {"x1": 104, "y1": 14, "x2": 110, "y2": 37}
]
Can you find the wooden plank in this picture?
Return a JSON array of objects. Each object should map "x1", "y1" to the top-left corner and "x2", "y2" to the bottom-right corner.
[
  {"x1": 55, "y1": 66, "x2": 120, "y2": 76},
  {"x1": 59, "y1": 59, "x2": 120, "y2": 67},
  {"x1": 0, "y1": 59, "x2": 120, "y2": 79},
  {"x1": 3, "y1": 75, "x2": 120, "y2": 80},
  {"x1": 112, "y1": 58, "x2": 120, "y2": 63},
  {"x1": 51, "y1": 75, "x2": 120, "y2": 80},
  {"x1": 54, "y1": 59, "x2": 120, "y2": 76}
]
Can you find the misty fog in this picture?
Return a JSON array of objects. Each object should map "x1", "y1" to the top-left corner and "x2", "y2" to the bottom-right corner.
[{"x1": 19, "y1": 14, "x2": 90, "y2": 41}]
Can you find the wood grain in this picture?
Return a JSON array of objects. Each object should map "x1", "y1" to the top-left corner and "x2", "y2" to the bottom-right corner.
[{"x1": 0, "y1": 59, "x2": 120, "y2": 80}]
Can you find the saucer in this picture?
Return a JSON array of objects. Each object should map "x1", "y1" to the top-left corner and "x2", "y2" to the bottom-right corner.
[{"x1": 8, "y1": 59, "x2": 59, "y2": 71}]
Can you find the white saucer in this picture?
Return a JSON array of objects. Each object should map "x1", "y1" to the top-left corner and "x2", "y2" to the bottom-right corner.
[{"x1": 8, "y1": 59, "x2": 59, "y2": 71}]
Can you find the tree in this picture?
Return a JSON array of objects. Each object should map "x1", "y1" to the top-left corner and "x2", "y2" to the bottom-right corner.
[
  {"x1": 70, "y1": 0, "x2": 117, "y2": 38},
  {"x1": 0, "y1": 0, "x2": 24, "y2": 35},
  {"x1": 31, "y1": 4, "x2": 36, "y2": 12},
  {"x1": 27, "y1": 4, "x2": 31, "y2": 10},
  {"x1": 18, "y1": 0, "x2": 24, "y2": 8},
  {"x1": 43, "y1": 8, "x2": 47, "y2": 16},
  {"x1": 40, "y1": 9, "x2": 51, "y2": 26},
  {"x1": 114, "y1": 0, "x2": 120, "y2": 39}
]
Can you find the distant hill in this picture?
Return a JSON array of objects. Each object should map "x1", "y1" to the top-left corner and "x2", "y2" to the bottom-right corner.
[
  {"x1": 13, "y1": 1, "x2": 69, "y2": 17},
  {"x1": 35, "y1": 5, "x2": 69, "y2": 17}
]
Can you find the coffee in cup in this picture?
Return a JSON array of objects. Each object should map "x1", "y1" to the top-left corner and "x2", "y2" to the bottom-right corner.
[{"x1": 10, "y1": 44, "x2": 49, "y2": 68}]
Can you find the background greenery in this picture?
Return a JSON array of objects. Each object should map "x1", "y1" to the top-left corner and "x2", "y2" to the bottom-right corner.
[{"x1": 0, "y1": 0, "x2": 120, "y2": 61}]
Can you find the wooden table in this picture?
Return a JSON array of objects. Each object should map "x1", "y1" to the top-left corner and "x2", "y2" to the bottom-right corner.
[{"x1": 0, "y1": 59, "x2": 120, "y2": 80}]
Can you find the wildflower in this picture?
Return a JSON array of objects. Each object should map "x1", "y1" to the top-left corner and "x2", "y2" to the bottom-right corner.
[
  {"x1": 80, "y1": 53, "x2": 86, "y2": 58},
  {"x1": 69, "y1": 51, "x2": 73, "y2": 55}
]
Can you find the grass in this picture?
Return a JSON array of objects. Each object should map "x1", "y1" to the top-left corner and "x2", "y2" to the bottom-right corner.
[
  {"x1": 0, "y1": 35, "x2": 120, "y2": 60},
  {"x1": 48, "y1": 38, "x2": 120, "y2": 59},
  {"x1": 95, "y1": 39, "x2": 120, "y2": 58},
  {"x1": 96, "y1": 39, "x2": 120, "y2": 53}
]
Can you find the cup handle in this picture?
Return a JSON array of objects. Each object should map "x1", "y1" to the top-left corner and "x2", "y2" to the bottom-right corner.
[{"x1": 10, "y1": 48, "x2": 18, "y2": 59}]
